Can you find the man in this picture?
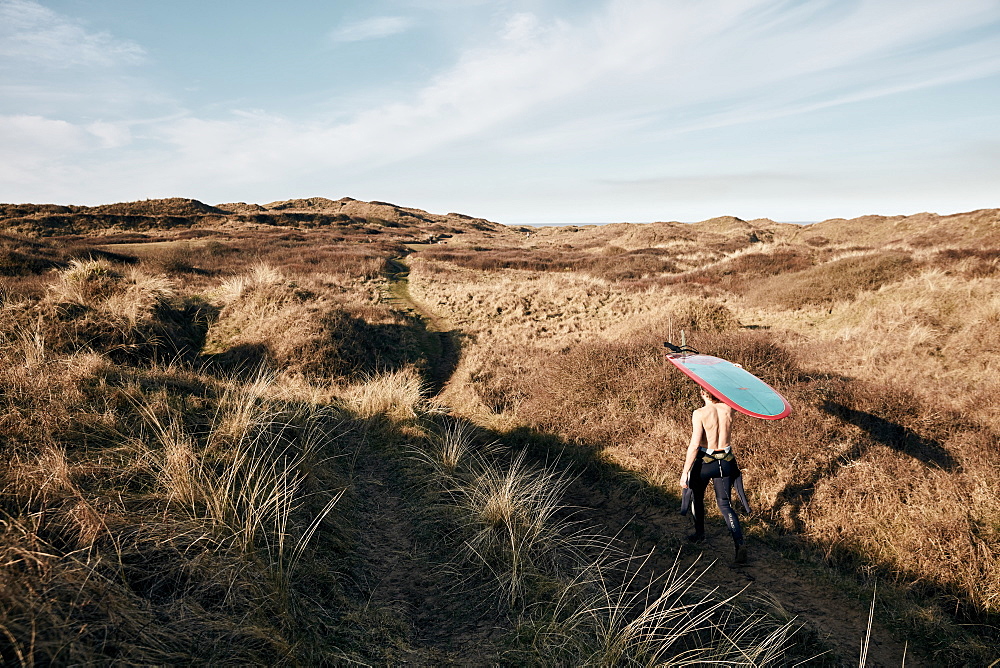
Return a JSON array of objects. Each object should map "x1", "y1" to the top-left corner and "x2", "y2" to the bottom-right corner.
[{"x1": 679, "y1": 387, "x2": 750, "y2": 563}]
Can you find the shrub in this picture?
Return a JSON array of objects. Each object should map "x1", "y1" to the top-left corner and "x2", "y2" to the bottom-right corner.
[
  {"x1": 154, "y1": 244, "x2": 198, "y2": 273},
  {"x1": 670, "y1": 297, "x2": 739, "y2": 332},
  {"x1": 683, "y1": 330, "x2": 800, "y2": 387},
  {"x1": 522, "y1": 338, "x2": 690, "y2": 446},
  {"x1": 35, "y1": 260, "x2": 206, "y2": 364},
  {"x1": 204, "y1": 264, "x2": 429, "y2": 380},
  {"x1": 416, "y1": 247, "x2": 678, "y2": 283},
  {"x1": 673, "y1": 248, "x2": 815, "y2": 290},
  {"x1": 932, "y1": 247, "x2": 1000, "y2": 278},
  {"x1": 749, "y1": 251, "x2": 917, "y2": 309}
]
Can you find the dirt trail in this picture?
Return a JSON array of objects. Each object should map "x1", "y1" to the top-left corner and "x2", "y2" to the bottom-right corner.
[
  {"x1": 377, "y1": 263, "x2": 918, "y2": 666},
  {"x1": 351, "y1": 441, "x2": 502, "y2": 666},
  {"x1": 345, "y1": 262, "x2": 497, "y2": 664},
  {"x1": 384, "y1": 256, "x2": 459, "y2": 395}
]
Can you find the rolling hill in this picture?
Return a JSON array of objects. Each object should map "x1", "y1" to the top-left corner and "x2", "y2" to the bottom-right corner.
[{"x1": 0, "y1": 196, "x2": 506, "y2": 240}]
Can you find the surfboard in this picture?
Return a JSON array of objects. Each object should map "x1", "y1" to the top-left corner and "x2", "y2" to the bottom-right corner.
[{"x1": 666, "y1": 351, "x2": 791, "y2": 420}]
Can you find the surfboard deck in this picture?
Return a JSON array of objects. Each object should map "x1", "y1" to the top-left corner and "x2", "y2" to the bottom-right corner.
[{"x1": 667, "y1": 353, "x2": 791, "y2": 420}]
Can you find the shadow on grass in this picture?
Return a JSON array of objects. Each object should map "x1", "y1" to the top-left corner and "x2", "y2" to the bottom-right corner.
[
  {"x1": 771, "y1": 398, "x2": 958, "y2": 537},
  {"x1": 464, "y1": 424, "x2": 845, "y2": 666},
  {"x1": 819, "y1": 400, "x2": 958, "y2": 471},
  {"x1": 198, "y1": 312, "x2": 450, "y2": 386}
]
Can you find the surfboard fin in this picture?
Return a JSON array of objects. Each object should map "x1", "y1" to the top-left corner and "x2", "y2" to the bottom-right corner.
[{"x1": 664, "y1": 341, "x2": 699, "y2": 354}]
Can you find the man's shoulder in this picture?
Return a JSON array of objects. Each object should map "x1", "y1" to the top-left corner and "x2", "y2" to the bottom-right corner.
[{"x1": 693, "y1": 404, "x2": 719, "y2": 422}]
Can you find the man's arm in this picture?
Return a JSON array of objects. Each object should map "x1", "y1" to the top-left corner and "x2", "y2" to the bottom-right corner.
[{"x1": 679, "y1": 411, "x2": 703, "y2": 488}]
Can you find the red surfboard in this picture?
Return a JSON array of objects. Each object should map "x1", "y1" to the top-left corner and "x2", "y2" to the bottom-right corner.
[{"x1": 667, "y1": 352, "x2": 791, "y2": 420}]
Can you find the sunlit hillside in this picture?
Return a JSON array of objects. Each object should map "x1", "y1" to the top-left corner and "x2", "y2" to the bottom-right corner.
[
  {"x1": 408, "y1": 206, "x2": 1000, "y2": 665},
  {"x1": 1, "y1": 199, "x2": 997, "y2": 665}
]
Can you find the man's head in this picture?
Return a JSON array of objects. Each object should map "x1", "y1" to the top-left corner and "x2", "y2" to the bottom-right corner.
[{"x1": 700, "y1": 387, "x2": 718, "y2": 403}]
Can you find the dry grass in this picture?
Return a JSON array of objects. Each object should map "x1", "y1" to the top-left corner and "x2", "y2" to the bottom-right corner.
[
  {"x1": 135, "y1": 386, "x2": 347, "y2": 593},
  {"x1": 408, "y1": 255, "x2": 737, "y2": 350},
  {"x1": 407, "y1": 418, "x2": 807, "y2": 665},
  {"x1": 453, "y1": 450, "x2": 583, "y2": 605},
  {"x1": 408, "y1": 234, "x2": 1000, "y2": 664},
  {"x1": 0, "y1": 258, "x2": 209, "y2": 366},
  {"x1": 4, "y1": 210, "x2": 997, "y2": 663},
  {"x1": 0, "y1": 374, "x2": 343, "y2": 662},
  {"x1": 742, "y1": 250, "x2": 918, "y2": 309},
  {"x1": 203, "y1": 262, "x2": 429, "y2": 380},
  {"x1": 666, "y1": 243, "x2": 816, "y2": 291},
  {"x1": 526, "y1": 554, "x2": 799, "y2": 666},
  {"x1": 340, "y1": 367, "x2": 427, "y2": 419},
  {"x1": 0, "y1": 234, "x2": 437, "y2": 663},
  {"x1": 417, "y1": 245, "x2": 681, "y2": 282}
]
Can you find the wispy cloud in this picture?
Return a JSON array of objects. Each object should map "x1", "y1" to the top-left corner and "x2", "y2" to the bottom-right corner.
[
  {"x1": 4, "y1": 0, "x2": 999, "y2": 216},
  {"x1": 328, "y1": 16, "x2": 414, "y2": 43},
  {"x1": 0, "y1": 0, "x2": 173, "y2": 132},
  {"x1": 173, "y1": 0, "x2": 1000, "y2": 172},
  {"x1": 0, "y1": 0, "x2": 144, "y2": 68}
]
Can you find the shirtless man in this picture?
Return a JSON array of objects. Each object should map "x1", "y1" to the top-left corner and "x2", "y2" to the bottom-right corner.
[{"x1": 680, "y1": 388, "x2": 749, "y2": 563}]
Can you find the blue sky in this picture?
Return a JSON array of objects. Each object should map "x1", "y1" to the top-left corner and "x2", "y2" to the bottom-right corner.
[{"x1": 2, "y1": 0, "x2": 998, "y2": 223}]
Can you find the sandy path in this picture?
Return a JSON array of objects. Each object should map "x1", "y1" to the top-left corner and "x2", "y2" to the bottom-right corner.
[{"x1": 384, "y1": 256, "x2": 460, "y2": 395}]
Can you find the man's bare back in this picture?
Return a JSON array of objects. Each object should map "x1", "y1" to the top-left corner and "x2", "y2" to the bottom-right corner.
[
  {"x1": 692, "y1": 401, "x2": 732, "y2": 452},
  {"x1": 680, "y1": 390, "x2": 735, "y2": 489}
]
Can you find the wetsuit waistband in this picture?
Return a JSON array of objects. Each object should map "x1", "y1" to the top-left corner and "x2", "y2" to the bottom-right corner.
[{"x1": 699, "y1": 446, "x2": 735, "y2": 463}]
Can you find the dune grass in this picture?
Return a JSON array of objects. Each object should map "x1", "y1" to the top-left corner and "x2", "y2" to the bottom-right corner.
[
  {"x1": 0, "y1": 245, "x2": 412, "y2": 663},
  {"x1": 0, "y1": 235, "x2": 819, "y2": 665},
  {"x1": 407, "y1": 237, "x2": 1000, "y2": 664},
  {"x1": 6, "y1": 215, "x2": 997, "y2": 663},
  {"x1": 405, "y1": 416, "x2": 811, "y2": 665}
]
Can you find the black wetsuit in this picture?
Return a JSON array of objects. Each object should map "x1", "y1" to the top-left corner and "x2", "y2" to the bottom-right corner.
[{"x1": 688, "y1": 450, "x2": 747, "y2": 543}]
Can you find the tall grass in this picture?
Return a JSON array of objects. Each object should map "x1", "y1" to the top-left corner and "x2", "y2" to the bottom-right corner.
[
  {"x1": 10, "y1": 257, "x2": 211, "y2": 365},
  {"x1": 0, "y1": 245, "x2": 414, "y2": 663},
  {"x1": 412, "y1": 422, "x2": 589, "y2": 605},
  {"x1": 136, "y1": 377, "x2": 346, "y2": 587},
  {"x1": 341, "y1": 367, "x2": 426, "y2": 419},
  {"x1": 0, "y1": 371, "x2": 346, "y2": 663},
  {"x1": 420, "y1": 417, "x2": 488, "y2": 476},
  {"x1": 533, "y1": 554, "x2": 798, "y2": 666},
  {"x1": 409, "y1": 416, "x2": 806, "y2": 664},
  {"x1": 205, "y1": 262, "x2": 429, "y2": 379},
  {"x1": 455, "y1": 451, "x2": 584, "y2": 605}
]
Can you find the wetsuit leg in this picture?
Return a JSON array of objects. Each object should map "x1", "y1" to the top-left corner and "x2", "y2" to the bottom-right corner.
[
  {"x1": 691, "y1": 457, "x2": 745, "y2": 545},
  {"x1": 710, "y1": 470, "x2": 744, "y2": 544},
  {"x1": 689, "y1": 458, "x2": 708, "y2": 539}
]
